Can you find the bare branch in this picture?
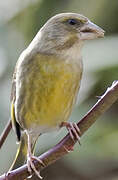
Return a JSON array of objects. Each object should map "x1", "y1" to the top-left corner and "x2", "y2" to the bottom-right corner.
[
  {"x1": 0, "y1": 119, "x2": 12, "y2": 149},
  {"x1": 0, "y1": 81, "x2": 118, "y2": 180}
]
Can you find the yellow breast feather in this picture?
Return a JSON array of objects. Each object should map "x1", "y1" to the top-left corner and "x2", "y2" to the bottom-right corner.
[{"x1": 16, "y1": 54, "x2": 82, "y2": 131}]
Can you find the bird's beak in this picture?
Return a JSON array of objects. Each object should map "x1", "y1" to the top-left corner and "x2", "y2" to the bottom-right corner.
[{"x1": 79, "y1": 20, "x2": 105, "y2": 40}]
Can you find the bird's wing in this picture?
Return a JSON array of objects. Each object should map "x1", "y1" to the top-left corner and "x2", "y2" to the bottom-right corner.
[
  {"x1": 10, "y1": 66, "x2": 16, "y2": 102},
  {"x1": 11, "y1": 66, "x2": 21, "y2": 141}
]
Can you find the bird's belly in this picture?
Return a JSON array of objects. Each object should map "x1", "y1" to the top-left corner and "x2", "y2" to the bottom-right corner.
[{"x1": 16, "y1": 58, "x2": 82, "y2": 133}]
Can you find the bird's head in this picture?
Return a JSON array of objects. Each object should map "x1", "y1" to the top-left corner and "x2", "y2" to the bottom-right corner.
[{"x1": 32, "y1": 13, "x2": 105, "y2": 54}]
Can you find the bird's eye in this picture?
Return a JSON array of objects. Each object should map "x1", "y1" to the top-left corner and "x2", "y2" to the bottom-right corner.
[{"x1": 68, "y1": 19, "x2": 77, "y2": 25}]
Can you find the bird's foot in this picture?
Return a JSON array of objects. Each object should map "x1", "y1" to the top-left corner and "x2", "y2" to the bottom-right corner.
[
  {"x1": 60, "y1": 122, "x2": 81, "y2": 144},
  {"x1": 27, "y1": 155, "x2": 44, "y2": 179}
]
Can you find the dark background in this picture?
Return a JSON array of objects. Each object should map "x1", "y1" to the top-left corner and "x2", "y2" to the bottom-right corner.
[{"x1": 0, "y1": 0, "x2": 118, "y2": 179}]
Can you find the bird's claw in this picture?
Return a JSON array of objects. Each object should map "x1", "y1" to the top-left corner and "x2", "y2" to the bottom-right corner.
[
  {"x1": 61, "y1": 122, "x2": 81, "y2": 144},
  {"x1": 27, "y1": 155, "x2": 44, "y2": 179},
  {"x1": 67, "y1": 122, "x2": 81, "y2": 144},
  {"x1": 63, "y1": 145, "x2": 74, "y2": 152}
]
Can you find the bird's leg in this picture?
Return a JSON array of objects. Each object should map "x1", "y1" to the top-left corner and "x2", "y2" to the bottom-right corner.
[
  {"x1": 26, "y1": 132, "x2": 44, "y2": 179},
  {"x1": 60, "y1": 122, "x2": 81, "y2": 144}
]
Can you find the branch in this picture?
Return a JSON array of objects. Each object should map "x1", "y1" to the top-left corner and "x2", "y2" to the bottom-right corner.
[
  {"x1": 0, "y1": 119, "x2": 12, "y2": 149},
  {"x1": 0, "y1": 81, "x2": 118, "y2": 180}
]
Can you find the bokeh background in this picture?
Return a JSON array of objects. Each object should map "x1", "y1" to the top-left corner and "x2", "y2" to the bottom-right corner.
[{"x1": 0, "y1": 0, "x2": 118, "y2": 179}]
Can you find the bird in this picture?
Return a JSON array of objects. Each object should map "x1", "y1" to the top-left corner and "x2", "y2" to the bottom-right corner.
[{"x1": 10, "y1": 13, "x2": 104, "y2": 178}]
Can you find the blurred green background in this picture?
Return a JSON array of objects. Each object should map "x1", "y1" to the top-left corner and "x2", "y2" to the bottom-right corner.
[{"x1": 0, "y1": 0, "x2": 118, "y2": 179}]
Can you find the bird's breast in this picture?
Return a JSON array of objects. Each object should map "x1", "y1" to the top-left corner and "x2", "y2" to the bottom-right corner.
[{"x1": 15, "y1": 54, "x2": 83, "y2": 133}]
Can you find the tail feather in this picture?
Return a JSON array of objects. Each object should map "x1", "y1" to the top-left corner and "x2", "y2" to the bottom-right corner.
[
  {"x1": 10, "y1": 132, "x2": 37, "y2": 170},
  {"x1": 10, "y1": 132, "x2": 28, "y2": 170}
]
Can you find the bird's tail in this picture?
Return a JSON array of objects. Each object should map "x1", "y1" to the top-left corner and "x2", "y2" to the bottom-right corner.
[{"x1": 9, "y1": 132, "x2": 36, "y2": 170}]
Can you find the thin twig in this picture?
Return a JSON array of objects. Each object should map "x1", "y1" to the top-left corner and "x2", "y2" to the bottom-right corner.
[
  {"x1": 0, "y1": 119, "x2": 12, "y2": 149},
  {"x1": 0, "y1": 81, "x2": 118, "y2": 180}
]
